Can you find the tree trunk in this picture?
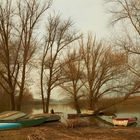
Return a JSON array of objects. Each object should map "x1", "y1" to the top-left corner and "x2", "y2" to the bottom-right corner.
[
  {"x1": 45, "y1": 69, "x2": 53, "y2": 113},
  {"x1": 92, "y1": 98, "x2": 98, "y2": 111},
  {"x1": 46, "y1": 92, "x2": 51, "y2": 113},
  {"x1": 10, "y1": 93, "x2": 15, "y2": 110},
  {"x1": 89, "y1": 90, "x2": 94, "y2": 109},
  {"x1": 40, "y1": 60, "x2": 45, "y2": 113},
  {"x1": 17, "y1": 64, "x2": 26, "y2": 111},
  {"x1": 89, "y1": 97, "x2": 94, "y2": 109},
  {"x1": 74, "y1": 98, "x2": 81, "y2": 114}
]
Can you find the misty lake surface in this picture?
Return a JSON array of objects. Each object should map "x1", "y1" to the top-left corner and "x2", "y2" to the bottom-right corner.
[{"x1": 22, "y1": 103, "x2": 140, "y2": 127}]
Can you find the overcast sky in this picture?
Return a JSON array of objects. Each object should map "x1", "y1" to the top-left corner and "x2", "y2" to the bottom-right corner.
[
  {"x1": 33, "y1": 0, "x2": 112, "y2": 99},
  {"x1": 51, "y1": 0, "x2": 111, "y2": 39}
]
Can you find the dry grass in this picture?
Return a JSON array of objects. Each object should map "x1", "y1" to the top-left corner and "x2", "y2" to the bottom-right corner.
[
  {"x1": 62, "y1": 118, "x2": 91, "y2": 128},
  {"x1": 0, "y1": 122, "x2": 140, "y2": 140}
]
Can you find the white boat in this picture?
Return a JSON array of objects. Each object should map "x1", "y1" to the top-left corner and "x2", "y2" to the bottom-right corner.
[{"x1": 112, "y1": 117, "x2": 137, "y2": 126}]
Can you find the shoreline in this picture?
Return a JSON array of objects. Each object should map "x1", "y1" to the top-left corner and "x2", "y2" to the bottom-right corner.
[{"x1": 0, "y1": 122, "x2": 140, "y2": 140}]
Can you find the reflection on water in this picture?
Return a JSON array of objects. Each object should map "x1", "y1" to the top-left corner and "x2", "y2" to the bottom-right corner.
[
  {"x1": 22, "y1": 103, "x2": 77, "y2": 123},
  {"x1": 32, "y1": 104, "x2": 76, "y2": 117},
  {"x1": 0, "y1": 103, "x2": 139, "y2": 140}
]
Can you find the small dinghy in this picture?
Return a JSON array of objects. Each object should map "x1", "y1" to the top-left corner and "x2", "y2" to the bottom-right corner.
[{"x1": 112, "y1": 117, "x2": 137, "y2": 126}]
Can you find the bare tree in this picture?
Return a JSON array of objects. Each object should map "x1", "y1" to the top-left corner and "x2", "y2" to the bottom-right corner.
[
  {"x1": 0, "y1": 0, "x2": 52, "y2": 110},
  {"x1": 107, "y1": 0, "x2": 140, "y2": 54},
  {"x1": 106, "y1": 0, "x2": 140, "y2": 94},
  {"x1": 40, "y1": 14, "x2": 81, "y2": 113},
  {"x1": 79, "y1": 34, "x2": 128, "y2": 112},
  {"x1": 59, "y1": 49, "x2": 85, "y2": 114},
  {"x1": 0, "y1": 0, "x2": 20, "y2": 110},
  {"x1": 15, "y1": 0, "x2": 52, "y2": 110}
]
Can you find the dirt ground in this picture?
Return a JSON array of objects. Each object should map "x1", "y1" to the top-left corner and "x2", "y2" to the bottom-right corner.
[{"x1": 0, "y1": 122, "x2": 140, "y2": 140}]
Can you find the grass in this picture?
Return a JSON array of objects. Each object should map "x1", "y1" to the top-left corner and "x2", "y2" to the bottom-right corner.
[
  {"x1": 1, "y1": 122, "x2": 140, "y2": 140},
  {"x1": 63, "y1": 118, "x2": 92, "y2": 128}
]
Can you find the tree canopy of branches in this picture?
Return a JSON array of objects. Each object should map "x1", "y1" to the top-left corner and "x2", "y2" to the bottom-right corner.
[
  {"x1": 107, "y1": 0, "x2": 140, "y2": 95},
  {"x1": 40, "y1": 14, "x2": 81, "y2": 113},
  {"x1": 59, "y1": 49, "x2": 85, "y2": 114},
  {"x1": 79, "y1": 34, "x2": 129, "y2": 112},
  {"x1": 108, "y1": 0, "x2": 140, "y2": 54},
  {"x1": 0, "y1": 0, "x2": 52, "y2": 110}
]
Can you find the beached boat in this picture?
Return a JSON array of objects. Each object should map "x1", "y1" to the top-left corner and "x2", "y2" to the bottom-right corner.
[
  {"x1": 112, "y1": 117, "x2": 137, "y2": 126},
  {"x1": 0, "y1": 113, "x2": 61, "y2": 128},
  {"x1": 0, "y1": 116, "x2": 46, "y2": 130},
  {"x1": 0, "y1": 111, "x2": 61, "y2": 130},
  {"x1": 18, "y1": 114, "x2": 61, "y2": 127},
  {"x1": 17, "y1": 116, "x2": 50, "y2": 127},
  {"x1": 0, "y1": 111, "x2": 27, "y2": 121},
  {"x1": 0, "y1": 123, "x2": 21, "y2": 130},
  {"x1": 68, "y1": 110, "x2": 95, "y2": 119},
  {"x1": 29, "y1": 113, "x2": 61, "y2": 123}
]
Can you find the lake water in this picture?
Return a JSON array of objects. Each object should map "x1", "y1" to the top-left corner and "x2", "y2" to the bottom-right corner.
[{"x1": 22, "y1": 103, "x2": 140, "y2": 127}]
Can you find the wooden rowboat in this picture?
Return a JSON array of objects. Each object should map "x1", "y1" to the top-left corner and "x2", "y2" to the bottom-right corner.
[
  {"x1": 0, "y1": 113, "x2": 61, "y2": 129},
  {"x1": 30, "y1": 113, "x2": 61, "y2": 122},
  {"x1": 0, "y1": 111, "x2": 27, "y2": 120},
  {"x1": 16, "y1": 116, "x2": 49, "y2": 127},
  {"x1": 0, "y1": 116, "x2": 46, "y2": 130},
  {"x1": 112, "y1": 117, "x2": 137, "y2": 126}
]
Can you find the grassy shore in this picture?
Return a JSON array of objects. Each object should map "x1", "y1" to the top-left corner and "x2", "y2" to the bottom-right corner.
[
  {"x1": 0, "y1": 121, "x2": 140, "y2": 140},
  {"x1": 0, "y1": 96, "x2": 140, "y2": 139}
]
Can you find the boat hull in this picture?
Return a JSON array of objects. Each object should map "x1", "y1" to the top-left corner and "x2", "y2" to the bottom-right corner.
[
  {"x1": 0, "y1": 116, "x2": 53, "y2": 128},
  {"x1": 18, "y1": 117, "x2": 48, "y2": 127},
  {"x1": 0, "y1": 114, "x2": 61, "y2": 128},
  {"x1": 112, "y1": 118, "x2": 137, "y2": 126},
  {"x1": 0, "y1": 111, "x2": 27, "y2": 121},
  {"x1": 0, "y1": 123, "x2": 21, "y2": 130},
  {"x1": 30, "y1": 114, "x2": 61, "y2": 122},
  {"x1": 19, "y1": 114, "x2": 61, "y2": 127}
]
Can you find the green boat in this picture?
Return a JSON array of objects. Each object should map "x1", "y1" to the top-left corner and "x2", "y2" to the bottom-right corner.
[
  {"x1": 19, "y1": 114, "x2": 61, "y2": 127},
  {"x1": 0, "y1": 123, "x2": 21, "y2": 130},
  {"x1": 0, "y1": 113, "x2": 61, "y2": 128},
  {"x1": 30, "y1": 114, "x2": 61, "y2": 122},
  {"x1": 17, "y1": 116, "x2": 49, "y2": 127},
  {"x1": 0, "y1": 111, "x2": 27, "y2": 120},
  {"x1": 0, "y1": 116, "x2": 46, "y2": 130}
]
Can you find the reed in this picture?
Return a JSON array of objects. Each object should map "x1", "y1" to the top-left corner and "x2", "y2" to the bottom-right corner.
[{"x1": 63, "y1": 119, "x2": 91, "y2": 128}]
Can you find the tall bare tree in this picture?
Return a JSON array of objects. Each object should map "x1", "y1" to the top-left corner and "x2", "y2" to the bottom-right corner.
[
  {"x1": 107, "y1": 0, "x2": 140, "y2": 94},
  {"x1": 0, "y1": 0, "x2": 20, "y2": 110},
  {"x1": 59, "y1": 49, "x2": 85, "y2": 114},
  {"x1": 40, "y1": 14, "x2": 81, "y2": 113},
  {"x1": 0, "y1": 0, "x2": 52, "y2": 110},
  {"x1": 16, "y1": 0, "x2": 52, "y2": 110},
  {"x1": 79, "y1": 34, "x2": 128, "y2": 111}
]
